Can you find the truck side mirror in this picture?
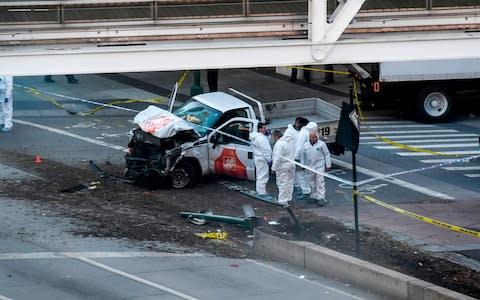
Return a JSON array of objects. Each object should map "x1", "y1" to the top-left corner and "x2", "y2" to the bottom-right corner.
[{"x1": 210, "y1": 133, "x2": 219, "y2": 149}]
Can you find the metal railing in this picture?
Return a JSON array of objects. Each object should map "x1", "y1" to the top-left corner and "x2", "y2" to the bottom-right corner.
[{"x1": 0, "y1": 0, "x2": 478, "y2": 25}]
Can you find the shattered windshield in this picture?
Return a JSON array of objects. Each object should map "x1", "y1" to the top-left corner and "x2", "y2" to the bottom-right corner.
[{"x1": 174, "y1": 99, "x2": 221, "y2": 137}]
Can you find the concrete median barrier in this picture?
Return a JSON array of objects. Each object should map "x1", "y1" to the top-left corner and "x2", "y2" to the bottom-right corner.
[{"x1": 253, "y1": 229, "x2": 476, "y2": 300}]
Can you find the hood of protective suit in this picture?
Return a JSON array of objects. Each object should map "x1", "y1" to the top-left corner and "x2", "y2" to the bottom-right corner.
[
  {"x1": 305, "y1": 121, "x2": 318, "y2": 132},
  {"x1": 281, "y1": 125, "x2": 297, "y2": 143}
]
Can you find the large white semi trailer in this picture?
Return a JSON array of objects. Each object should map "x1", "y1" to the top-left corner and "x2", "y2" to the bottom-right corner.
[{"x1": 352, "y1": 59, "x2": 480, "y2": 122}]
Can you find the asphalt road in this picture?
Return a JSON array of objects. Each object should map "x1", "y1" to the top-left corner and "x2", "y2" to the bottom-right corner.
[
  {"x1": 0, "y1": 195, "x2": 380, "y2": 300},
  {"x1": 0, "y1": 72, "x2": 388, "y2": 300},
  {"x1": 1, "y1": 70, "x2": 479, "y2": 299}
]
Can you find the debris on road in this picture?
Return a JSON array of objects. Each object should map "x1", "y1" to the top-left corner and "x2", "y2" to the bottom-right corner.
[
  {"x1": 195, "y1": 231, "x2": 228, "y2": 240},
  {"x1": 60, "y1": 183, "x2": 88, "y2": 193},
  {"x1": 88, "y1": 181, "x2": 101, "y2": 190}
]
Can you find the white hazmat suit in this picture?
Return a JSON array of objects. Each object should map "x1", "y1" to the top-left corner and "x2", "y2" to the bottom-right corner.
[
  {"x1": 301, "y1": 135, "x2": 331, "y2": 202},
  {"x1": 0, "y1": 76, "x2": 13, "y2": 131},
  {"x1": 272, "y1": 128, "x2": 296, "y2": 204},
  {"x1": 249, "y1": 131, "x2": 272, "y2": 195},
  {"x1": 294, "y1": 122, "x2": 317, "y2": 195}
]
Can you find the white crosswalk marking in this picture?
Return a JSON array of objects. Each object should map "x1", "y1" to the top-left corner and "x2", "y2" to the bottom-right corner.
[
  {"x1": 360, "y1": 124, "x2": 435, "y2": 129},
  {"x1": 465, "y1": 174, "x2": 480, "y2": 178},
  {"x1": 442, "y1": 166, "x2": 480, "y2": 171},
  {"x1": 364, "y1": 138, "x2": 478, "y2": 145},
  {"x1": 360, "y1": 120, "x2": 480, "y2": 178},
  {"x1": 360, "y1": 133, "x2": 478, "y2": 140},
  {"x1": 362, "y1": 129, "x2": 458, "y2": 135},
  {"x1": 375, "y1": 143, "x2": 478, "y2": 150},
  {"x1": 396, "y1": 150, "x2": 480, "y2": 156},
  {"x1": 420, "y1": 159, "x2": 470, "y2": 164}
]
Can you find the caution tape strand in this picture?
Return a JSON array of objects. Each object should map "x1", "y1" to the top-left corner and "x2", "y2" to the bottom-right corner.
[{"x1": 356, "y1": 191, "x2": 480, "y2": 238}]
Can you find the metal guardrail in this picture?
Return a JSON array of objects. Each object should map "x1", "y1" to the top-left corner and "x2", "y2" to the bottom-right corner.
[
  {"x1": 0, "y1": 1, "x2": 307, "y2": 25},
  {"x1": 0, "y1": 0, "x2": 478, "y2": 25}
]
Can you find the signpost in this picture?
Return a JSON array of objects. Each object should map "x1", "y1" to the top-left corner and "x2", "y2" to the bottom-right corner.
[{"x1": 335, "y1": 86, "x2": 360, "y2": 256}]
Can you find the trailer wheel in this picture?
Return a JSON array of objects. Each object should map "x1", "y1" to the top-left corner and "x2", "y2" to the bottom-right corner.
[
  {"x1": 416, "y1": 86, "x2": 452, "y2": 122},
  {"x1": 171, "y1": 162, "x2": 198, "y2": 189}
]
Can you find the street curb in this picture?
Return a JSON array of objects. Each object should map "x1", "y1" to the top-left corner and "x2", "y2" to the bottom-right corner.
[{"x1": 253, "y1": 229, "x2": 476, "y2": 300}]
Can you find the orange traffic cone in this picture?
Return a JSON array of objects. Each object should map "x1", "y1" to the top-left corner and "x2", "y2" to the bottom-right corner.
[{"x1": 35, "y1": 155, "x2": 42, "y2": 164}]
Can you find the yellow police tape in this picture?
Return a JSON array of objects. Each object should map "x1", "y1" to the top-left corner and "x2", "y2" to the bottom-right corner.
[
  {"x1": 288, "y1": 65, "x2": 350, "y2": 76},
  {"x1": 356, "y1": 191, "x2": 480, "y2": 238},
  {"x1": 23, "y1": 86, "x2": 166, "y2": 115},
  {"x1": 75, "y1": 98, "x2": 166, "y2": 116},
  {"x1": 21, "y1": 70, "x2": 191, "y2": 116}
]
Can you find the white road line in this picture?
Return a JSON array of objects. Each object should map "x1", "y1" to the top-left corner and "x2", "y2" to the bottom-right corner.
[
  {"x1": 246, "y1": 259, "x2": 367, "y2": 300},
  {"x1": 362, "y1": 129, "x2": 457, "y2": 135},
  {"x1": 375, "y1": 143, "x2": 479, "y2": 150},
  {"x1": 0, "y1": 295, "x2": 12, "y2": 300},
  {"x1": 361, "y1": 124, "x2": 435, "y2": 129},
  {"x1": 13, "y1": 119, "x2": 128, "y2": 152},
  {"x1": 360, "y1": 133, "x2": 478, "y2": 140},
  {"x1": 73, "y1": 256, "x2": 200, "y2": 300},
  {"x1": 396, "y1": 150, "x2": 480, "y2": 157},
  {"x1": 465, "y1": 174, "x2": 480, "y2": 178},
  {"x1": 361, "y1": 120, "x2": 413, "y2": 125},
  {"x1": 0, "y1": 252, "x2": 203, "y2": 260},
  {"x1": 332, "y1": 158, "x2": 453, "y2": 200},
  {"x1": 364, "y1": 138, "x2": 479, "y2": 145},
  {"x1": 442, "y1": 166, "x2": 480, "y2": 171},
  {"x1": 420, "y1": 159, "x2": 470, "y2": 164}
]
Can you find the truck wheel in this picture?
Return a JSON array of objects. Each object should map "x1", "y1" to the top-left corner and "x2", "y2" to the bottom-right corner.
[
  {"x1": 416, "y1": 86, "x2": 452, "y2": 122},
  {"x1": 171, "y1": 162, "x2": 198, "y2": 189}
]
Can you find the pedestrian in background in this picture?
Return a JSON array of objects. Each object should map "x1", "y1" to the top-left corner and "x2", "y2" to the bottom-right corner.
[
  {"x1": 44, "y1": 75, "x2": 78, "y2": 84},
  {"x1": 301, "y1": 131, "x2": 332, "y2": 206},
  {"x1": 207, "y1": 69, "x2": 219, "y2": 92},
  {"x1": 249, "y1": 122, "x2": 273, "y2": 200},
  {"x1": 289, "y1": 66, "x2": 311, "y2": 83},
  {"x1": 0, "y1": 75, "x2": 13, "y2": 132},
  {"x1": 323, "y1": 64, "x2": 335, "y2": 85},
  {"x1": 272, "y1": 128, "x2": 296, "y2": 205}
]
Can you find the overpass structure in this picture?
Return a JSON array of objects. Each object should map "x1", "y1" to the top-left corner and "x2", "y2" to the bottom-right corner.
[{"x1": 0, "y1": 0, "x2": 479, "y2": 75}]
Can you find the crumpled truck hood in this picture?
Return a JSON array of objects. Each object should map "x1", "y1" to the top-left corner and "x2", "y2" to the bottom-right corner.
[{"x1": 134, "y1": 105, "x2": 199, "y2": 139}]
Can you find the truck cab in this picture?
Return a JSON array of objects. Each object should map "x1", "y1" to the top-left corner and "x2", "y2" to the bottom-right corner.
[
  {"x1": 174, "y1": 92, "x2": 258, "y2": 187},
  {"x1": 125, "y1": 91, "x2": 259, "y2": 188}
]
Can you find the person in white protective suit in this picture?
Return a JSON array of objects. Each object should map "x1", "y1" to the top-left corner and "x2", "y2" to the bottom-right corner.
[
  {"x1": 249, "y1": 123, "x2": 273, "y2": 200},
  {"x1": 271, "y1": 127, "x2": 296, "y2": 205},
  {"x1": 0, "y1": 75, "x2": 13, "y2": 132},
  {"x1": 287, "y1": 117, "x2": 308, "y2": 193},
  {"x1": 301, "y1": 131, "x2": 332, "y2": 206},
  {"x1": 294, "y1": 121, "x2": 318, "y2": 199}
]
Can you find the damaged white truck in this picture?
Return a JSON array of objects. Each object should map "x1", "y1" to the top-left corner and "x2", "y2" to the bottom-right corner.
[{"x1": 124, "y1": 88, "x2": 341, "y2": 188}]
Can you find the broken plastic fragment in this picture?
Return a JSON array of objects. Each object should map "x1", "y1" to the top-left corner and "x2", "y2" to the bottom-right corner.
[{"x1": 195, "y1": 231, "x2": 228, "y2": 240}]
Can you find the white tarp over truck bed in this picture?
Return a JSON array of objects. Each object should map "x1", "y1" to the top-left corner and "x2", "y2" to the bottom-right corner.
[{"x1": 380, "y1": 59, "x2": 480, "y2": 82}]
